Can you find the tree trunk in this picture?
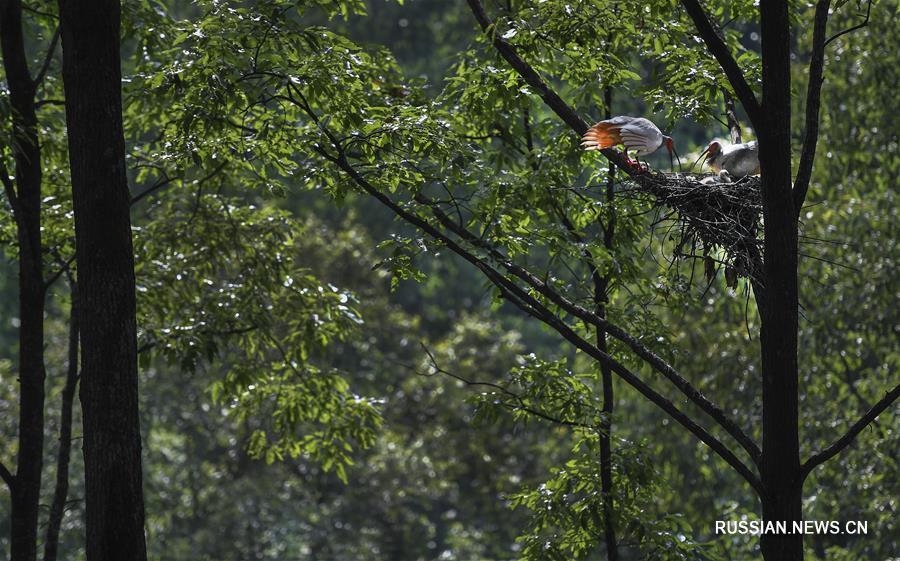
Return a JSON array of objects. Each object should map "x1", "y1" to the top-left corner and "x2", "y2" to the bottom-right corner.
[
  {"x1": 0, "y1": 2, "x2": 46, "y2": 560},
  {"x1": 758, "y1": 0, "x2": 803, "y2": 559},
  {"x1": 43, "y1": 281, "x2": 79, "y2": 561},
  {"x1": 57, "y1": 1, "x2": 148, "y2": 560},
  {"x1": 595, "y1": 86, "x2": 618, "y2": 561}
]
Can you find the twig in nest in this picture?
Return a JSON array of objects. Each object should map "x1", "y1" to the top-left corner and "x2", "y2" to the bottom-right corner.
[{"x1": 623, "y1": 172, "x2": 764, "y2": 286}]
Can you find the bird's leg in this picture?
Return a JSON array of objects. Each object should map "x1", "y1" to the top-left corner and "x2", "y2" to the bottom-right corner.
[
  {"x1": 634, "y1": 154, "x2": 650, "y2": 173},
  {"x1": 623, "y1": 149, "x2": 643, "y2": 172}
]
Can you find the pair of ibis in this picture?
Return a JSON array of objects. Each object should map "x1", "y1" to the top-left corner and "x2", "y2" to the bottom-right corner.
[{"x1": 580, "y1": 115, "x2": 760, "y2": 178}]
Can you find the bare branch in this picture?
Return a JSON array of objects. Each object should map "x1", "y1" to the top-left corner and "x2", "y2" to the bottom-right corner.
[
  {"x1": 800, "y1": 382, "x2": 900, "y2": 481},
  {"x1": 43, "y1": 254, "x2": 75, "y2": 292},
  {"x1": 44, "y1": 276, "x2": 79, "y2": 561},
  {"x1": 0, "y1": 460, "x2": 13, "y2": 489},
  {"x1": 723, "y1": 89, "x2": 742, "y2": 144},
  {"x1": 824, "y1": 0, "x2": 871, "y2": 48},
  {"x1": 679, "y1": 0, "x2": 762, "y2": 130},
  {"x1": 34, "y1": 98, "x2": 64, "y2": 109},
  {"x1": 793, "y1": 0, "x2": 831, "y2": 214},
  {"x1": 22, "y1": 4, "x2": 58, "y2": 20},
  {"x1": 33, "y1": 25, "x2": 60, "y2": 88},
  {"x1": 0, "y1": 161, "x2": 29, "y2": 245},
  {"x1": 1, "y1": 161, "x2": 21, "y2": 217}
]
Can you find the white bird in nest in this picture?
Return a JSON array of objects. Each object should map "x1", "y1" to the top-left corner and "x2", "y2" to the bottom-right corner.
[
  {"x1": 581, "y1": 116, "x2": 680, "y2": 172},
  {"x1": 699, "y1": 170, "x2": 734, "y2": 185},
  {"x1": 694, "y1": 140, "x2": 760, "y2": 178}
]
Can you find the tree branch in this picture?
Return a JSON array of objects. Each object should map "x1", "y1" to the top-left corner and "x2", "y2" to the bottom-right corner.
[
  {"x1": 679, "y1": 0, "x2": 762, "y2": 130},
  {"x1": 0, "y1": 460, "x2": 14, "y2": 489},
  {"x1": 723, "y1": 89, "x2": 742, "y2": 144},
  {"x1": 33, "y1": 24, "x2": 60, "y2": 88},
  {"x1": 464, "y1": 0, "x2": 637, "y2": 176},
  {"x1": 793, "y1": 0, "x2": 831, "y2": 215},
  {"x1": 824, "y1": 0, "x2": 871, "y2": 48},
  {"x1": 0, "y1": 160, "x2": 22, "y2": 220},
  {"x1": 419, "y1": 344, "x2": 599, "y2": 431},
  {"x1": 43, "y1": 254, "x2": 75, "y2": 291},
  {"x1": 800, "y1": 382, "x2": 900, "y2": 481},
  {"x1": 44, "y1": 275, "x2": 78, "y2": 561},
  {"x1": 130, "y1": 160, "x2": 228, "y2": 206}
]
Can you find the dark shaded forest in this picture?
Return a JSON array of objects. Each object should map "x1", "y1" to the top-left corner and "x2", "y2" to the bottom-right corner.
[{"x1": 0, "y1": 1, "x2": 897, "y2": 560}]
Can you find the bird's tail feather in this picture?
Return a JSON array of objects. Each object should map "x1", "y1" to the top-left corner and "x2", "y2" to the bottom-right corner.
[{"x1": 581, "y1": 122, "x2": 621, "y2": 151}]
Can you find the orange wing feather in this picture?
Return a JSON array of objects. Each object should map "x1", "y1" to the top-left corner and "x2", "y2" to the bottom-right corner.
[{"x1": 581, "y1": 122, "x2": 622, "y2": 151}]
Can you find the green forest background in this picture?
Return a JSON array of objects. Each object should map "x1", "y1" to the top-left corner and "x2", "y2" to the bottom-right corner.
[{"x1": 0, "y1": 0, "x2": 897, "y2": 560}]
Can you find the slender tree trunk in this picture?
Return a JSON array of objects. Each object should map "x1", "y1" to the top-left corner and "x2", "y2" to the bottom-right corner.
[
  {"x1": 758, "y1": 0, "x2": 803, "y2": 559},
  {"x1": 595, "y1": 86, "x2": 618, "y2": 561},
  {"x1": 0, "y1": 2, "x2": 45, "y2": 560},
  {"x1": 43, "y1": 281, "x2": 79, "y2": 561},
  {"x1": 57, "y1": 2, "x2": 148, "y2": 560}
]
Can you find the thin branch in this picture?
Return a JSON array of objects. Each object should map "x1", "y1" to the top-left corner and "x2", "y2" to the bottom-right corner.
[
  {"x1": 722, "y1": 89, "x2": 742, "y2": 144},
  {"x1": 136, "y1": 324, "x2": 257, "y2": 356},
  {"x1": 44, "y1": 276, "x2": 79, "y2": 561},
  {"x1": 793, "y1": 0, "x2": 831, "y2": 214},
  {"x1": 43, "y1": 254, "x2": 75, "y2": 291},
  {"x1": 129, "y1": 174, "x2": 175, "y2": 206},
  {"x1": 0, "y1": 161, "x2": 22, "y2": 219},
  {"x1": 679, "y1": 0, "x2": 762, "y2": 130},
  {"x1": 22, "y1": 4, "x2": 58, "y2": 20},
  {"x1": 130, "y1": 160, "x2": 228, "y2": 206},
  {"x1": 0, "y1": 161, "x2": 29, "y2": 251},
  {"x1": 33, "y1": 25, "x2": 60, "y2": 88},
  {"x1": 824, "y1": 0, "x2": 872, "y2": 48},
  {"x1": 0, "y1": 460, "x2": 13, "y2": 489},
  {"x1": 464, "y1": 0, "x2": 637, "y2": 175},
  {"x1": 34, "y1": 98, "x2": 64, "y2": 109},
  {"x1": 800, "y1": 382, "x2": 900, "y2": 481},
  {"x1": 419, "y1": 344, "x2": 598, "y2": 430},
  {"x1": 597, "y1": 82, "x2": 619, "y2": 561}
]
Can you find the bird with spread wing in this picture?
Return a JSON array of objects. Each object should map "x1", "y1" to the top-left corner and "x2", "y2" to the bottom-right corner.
[{"x1": 581, "y1": 116, "x2": 679, "y2": 172}]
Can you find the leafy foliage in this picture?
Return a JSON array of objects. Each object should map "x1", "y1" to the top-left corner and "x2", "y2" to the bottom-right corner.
[{"x1": 0, "y1": 0, "x2": 896, "y2": 560}]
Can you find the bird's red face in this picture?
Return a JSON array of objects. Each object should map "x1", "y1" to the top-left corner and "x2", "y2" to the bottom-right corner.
[
  {"x1": 693, "y1": 141, "x2": 721, "y2": 170},
  {"x1": 663, "y1": 136, "x2": 681, "y2": 171}
]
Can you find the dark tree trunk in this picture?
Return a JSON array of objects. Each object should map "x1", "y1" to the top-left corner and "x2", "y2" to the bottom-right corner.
[
  {"x1": 57, "y1": 1, "x2": 148, "y2": 560},
  {"x1": 43, "y1": 281, "x2": 79, "y2": 561},
  {"x1": 0, "y1": 2, "x2": 46, "y2": 560},
  {"x1": 758, "y1": 0, "x2": 803, "y2": 559},
  {"x1": 595, "y1": 86, "x2": 618, "y2": 561}
]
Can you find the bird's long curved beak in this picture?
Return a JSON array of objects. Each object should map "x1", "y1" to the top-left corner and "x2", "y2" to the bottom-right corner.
[
  {"x1": 671, "y1": 147, "x2": 682, "y2": 172},
  {"x1": 691, "y1": 148, "x2": 710, "y2": 172}
]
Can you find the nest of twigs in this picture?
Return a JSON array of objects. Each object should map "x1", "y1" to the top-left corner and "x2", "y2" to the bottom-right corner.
[{"x1": 628, "y1": 172, "x2": 763, "y2": 286}]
